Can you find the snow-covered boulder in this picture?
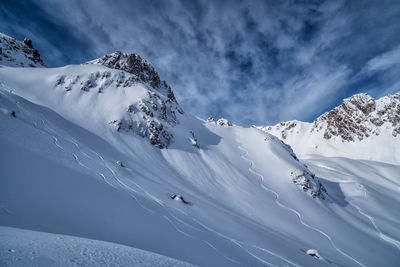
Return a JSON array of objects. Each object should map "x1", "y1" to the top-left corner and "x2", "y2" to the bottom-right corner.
[
  {"x1": 306, "y1": 249, "x2": 322, "y2": 259},
  {"x1": 171, "y1": 195, "x2": 189, "y2": 204},
  {"x1": 216, "y1": 118, "x2": 232, "y2": 126}
]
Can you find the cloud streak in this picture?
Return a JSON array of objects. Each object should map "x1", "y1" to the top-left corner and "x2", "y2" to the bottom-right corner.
[{"x1": 1, "y1": 0, "x2": 400, "y2": 126}]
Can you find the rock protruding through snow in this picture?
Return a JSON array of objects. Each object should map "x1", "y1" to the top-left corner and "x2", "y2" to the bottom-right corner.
[
  {"x1": 0, "y1": 33, "x2": 45, "y2": 67},
  {"x1": 291, "y1": 170, "x2": 327, "y2": 199},
  {"x1": 307, "y1": 249, "x2": 322, "y2": 260},
  {"x1": 171, "y1": 195, "x2": 189, "y2": 204},
  {"x1": 86, "y1": 51, "x2": 177, "y2": 103}
]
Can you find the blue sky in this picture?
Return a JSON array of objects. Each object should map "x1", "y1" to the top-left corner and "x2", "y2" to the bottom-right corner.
[{"x1": 1, "y1": 0, "x2": 400, "y2": 126}]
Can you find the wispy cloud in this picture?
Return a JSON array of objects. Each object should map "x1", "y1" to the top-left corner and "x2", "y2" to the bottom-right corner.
[{"x1": 1, "y1": 0, "x2": 400, "y2": 125}]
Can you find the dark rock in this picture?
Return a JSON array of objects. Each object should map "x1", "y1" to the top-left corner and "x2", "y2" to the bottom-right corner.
[{"x1": 23, "y1": 38, "x2": 32, "y2": 48}]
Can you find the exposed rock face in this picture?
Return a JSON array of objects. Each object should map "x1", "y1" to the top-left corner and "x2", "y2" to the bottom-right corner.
[
  {"x1": 290, "y1": 170, "x2": 327, "y2": 199},
  {"x1": 313, "y1": 93, "x2": 400, "y2": 141},
  {"x1": 260, "y1": 92, "x2": 400, "y2": 142},
  {"x1": 111, "y1": 90, "x2": 182, "y2": 149},
  {"x1": 86, "y1": 51, "x2": 177, "y2": 103},
  {"x1": 0, "y1": 33, "x2": 45, "y2": 67}
]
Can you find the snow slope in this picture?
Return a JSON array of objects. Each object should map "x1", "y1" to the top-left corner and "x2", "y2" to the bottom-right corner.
[
  {"x1": 1, "y1": 34, "x2": 399, "y2": 266},
  {"x1": 0, "y1": 226, "x2": 194, "y2": 267}
]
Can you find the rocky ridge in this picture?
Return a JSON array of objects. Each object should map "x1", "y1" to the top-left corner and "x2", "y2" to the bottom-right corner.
[
  {"x1": 0, "y1": 33, "x2": 44, "y2": 67},
  {"x1": 260, "y1": 92, "x2": 400, "y2": 142},
  {"x1": 86, "y1": 51, "x2": 177, "y2": 103}
]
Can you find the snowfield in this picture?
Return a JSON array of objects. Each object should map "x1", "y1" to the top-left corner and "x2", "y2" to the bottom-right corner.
[
  {"x1": 0, "y1": 226, "x2": 194, "y2": 267},
  {"x1": 1, "y1": 33, "x2": 399, "y2": 266}
]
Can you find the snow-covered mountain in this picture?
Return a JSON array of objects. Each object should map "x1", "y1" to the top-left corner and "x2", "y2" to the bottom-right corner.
[
  {"x1": 258, "y1": 93, "x2": 400, "y2": 164},
  {"x1": 1, "y1": 33, "x2": 399, "y2": 266}
]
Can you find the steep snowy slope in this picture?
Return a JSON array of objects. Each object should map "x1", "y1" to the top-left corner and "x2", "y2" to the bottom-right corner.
[
  {"x1": 258, "y1": 93, "x2": 400, "y2": 164},
  {"x1": 1, "y1": 34, "x2": 400, "y2": 266}
]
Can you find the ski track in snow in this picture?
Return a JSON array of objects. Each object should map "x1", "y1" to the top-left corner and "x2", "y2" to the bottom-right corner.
[
  {"x1": 8, "y1": 91, "x2": 363, "y2": 266},
  {"x1": 7, "y1": 91, "x2": 381, "y2": 265},
  {"x1": 87, "y1": 145, "x2": 299, "y2": 265},
  {"x1": 351, "y1": 200, "x2": 400, "y2": 251},
  {"x1": 237, "y1": 139, "x2": 366, "y2": 267},
  {"x1": 35, "y1": 120, "x2": 248, "y2": 266},
  {"x1": 6, "y1": 99, "x2": 318, "y2": 266},
  {"x1": 311, "y1": 164, "x2": 400, "y2": 252}
]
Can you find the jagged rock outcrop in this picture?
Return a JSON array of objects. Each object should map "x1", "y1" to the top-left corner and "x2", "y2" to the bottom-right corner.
[
  {"x1": 109, "y1": 90, "x2": 182, "y2": 149},
  {"x1": 290, "y1": 169, "x2": 327, "y2": 199},
  {"x1": 86, "y1": 51, "x2": 177, "y2": 103},
  {"x1": 313, "y1": 93, "x2": 400, "y2": 141},
  {"x1": 260, "y1": 92, "x2": 400, "y2": 142},
  {"x1": 0, "y1": 33, "x2": 45, "y2": 67}
]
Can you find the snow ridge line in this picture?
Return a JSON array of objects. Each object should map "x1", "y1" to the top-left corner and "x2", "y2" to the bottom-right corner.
[{"x1": 237, "y1": 141, "x2": 366, "y2": 267}]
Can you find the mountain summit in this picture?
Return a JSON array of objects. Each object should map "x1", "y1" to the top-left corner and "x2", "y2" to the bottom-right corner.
[{"x1": 259, "y1": 92, "x2": 400, "y2": 163}]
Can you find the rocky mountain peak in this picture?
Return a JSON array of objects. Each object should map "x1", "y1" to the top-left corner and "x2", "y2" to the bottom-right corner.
[
  {"x1": 314, "y1": 92, "x2": 400, "y2": 141},
  {"x1": 86, "y1": 51, "x2": 177, "y2": 103},
  {"x1": 0, "y1": 33, "x2": 45, "y2": 67},
  {"x1": 342, "y1": 93, "x2": 376, "y2": 115},
  {"x1": 259, "y1": 92, "x2": 400, "y2": 143}
]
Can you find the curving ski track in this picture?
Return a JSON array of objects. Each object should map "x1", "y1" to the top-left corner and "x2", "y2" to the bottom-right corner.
[
  {"x1": 237, "y1": 140, "x2": 366, "y2": 267},
  {"x1": 313, "y1": 164, "x2": 400, "y2": 251},
  {"x1": 29, "y1": 117, "x2": 312, "y2": 265}
]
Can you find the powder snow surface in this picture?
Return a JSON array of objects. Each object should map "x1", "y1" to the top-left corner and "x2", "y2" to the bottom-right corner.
[{"x1": 0, "y1": 56, "x2": 399, "y2": 266}]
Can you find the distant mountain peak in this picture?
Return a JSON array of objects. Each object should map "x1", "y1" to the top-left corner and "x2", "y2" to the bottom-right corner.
[
  {"x1": 314, "y1": 92, "x2": 400, "y2": 141},
  {"x1": 0, "y1": 32, "x2": 45, "y2": 67},
  {"x1": 261, "y1": 92, "x2": 400, "y2": 142},
  {"x1": 258, "y1": 91, "x2": 400, "y2": 164}
]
